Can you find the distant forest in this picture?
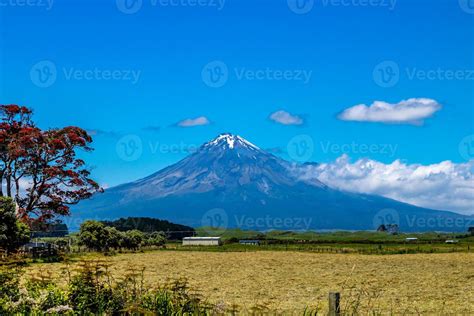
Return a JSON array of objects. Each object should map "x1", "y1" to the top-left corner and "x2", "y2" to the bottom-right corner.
[
  {"x1": 31, "y1": 221, "x2": 69, "y2": 238},
  {"x1": 101, "y1": 217, "x2": 195, "y2": 240}
]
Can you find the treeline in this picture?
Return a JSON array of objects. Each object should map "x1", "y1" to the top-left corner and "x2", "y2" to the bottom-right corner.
[
  {"x1": 78, "y1": 221, "x2": 166, "y2": 252},
  {"x1": 30, "y1": 220, "x2": 69, "y2": 238},
  {"x1": 100, "y1": 217, "x2": 195, "y2": 240}
]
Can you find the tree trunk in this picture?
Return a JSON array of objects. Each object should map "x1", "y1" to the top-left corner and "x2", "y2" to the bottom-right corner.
[
  {"x1": 14, "y1": 177, "x2": 20, "y2": 199},
  {"x1": 6, "y1": 172, "x2": 12, "y2": 197},
  {"x1": 0, "y1": 170, "x2": 3, "y2": 196}
]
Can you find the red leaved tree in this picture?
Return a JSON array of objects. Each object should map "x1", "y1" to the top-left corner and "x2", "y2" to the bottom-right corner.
[{"x1": 0, "y1": 104, "x2": 101, "y2": 223}]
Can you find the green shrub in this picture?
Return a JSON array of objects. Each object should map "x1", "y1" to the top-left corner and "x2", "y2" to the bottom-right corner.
[
  {"x1": 141, "y1": 278, "x2": 212, "y2": 314},
  {"x1": 67, "y1": 261, "x2": 124, "y2": 314},
  {"x1": 144, "y1": 231, "x2": 166, "y2": 247},
  {"x1": 0, "y1": 260, "x2": 219, "y2": 315},
  {"x1": 122, "y1": 230, "x2": 144, "y2": 250},
  {"x1": 0, "y1": 197, "x2": 30, "y2": 254},
  {"x1": 78, "y1": 220, "x2": 110, "y2": 252},
  {"x1": 0, "y1": 267, "x2": 22, "y2": 314},
  {"x1": 0, "y1": 267, "x2": 21, "y2": 300}
]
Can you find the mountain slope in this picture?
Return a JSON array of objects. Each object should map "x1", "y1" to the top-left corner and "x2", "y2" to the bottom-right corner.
[{"x1": 73, "y1": 134, "x2": 472, "y2": 232}]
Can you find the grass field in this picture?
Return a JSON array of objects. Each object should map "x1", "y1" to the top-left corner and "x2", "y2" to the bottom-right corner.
[
  {"x1": 25, "y1": 251, "x2": 474, "y2": 314},
  {"x1": 168, "y1": 242, "x2": 473, "y2": 255}
]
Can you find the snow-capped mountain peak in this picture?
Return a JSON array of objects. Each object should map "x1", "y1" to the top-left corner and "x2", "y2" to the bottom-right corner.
[
  {"x1": 203, "y1": 133, "x2": 260, "y2": 151},
  {"x1": 73, "y1": 133, "x2": 471, "y2": 232}
]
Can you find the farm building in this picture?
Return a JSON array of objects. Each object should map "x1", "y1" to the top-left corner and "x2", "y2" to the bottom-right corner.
[
  {"x1": 239, "y1": 240, "x2": 261, "y2": 245},
  {"x1": 22, "y1": 242, "x2": 58, "y2": 258},
  {"x1": 182, "y1": 237, "x2": 222, "y2": 246},
  {"x1": 445, "y1": 239, "x2": 459, "y2": 244}
]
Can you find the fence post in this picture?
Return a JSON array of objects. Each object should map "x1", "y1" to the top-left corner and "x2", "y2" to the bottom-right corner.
[{"x1": 328, "y1": 292, "x2": 340, "y2": 316}]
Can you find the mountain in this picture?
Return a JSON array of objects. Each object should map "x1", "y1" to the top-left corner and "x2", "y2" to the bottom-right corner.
[{"x1": 72, "y1": 133, "x2": 472, "y2": 232}]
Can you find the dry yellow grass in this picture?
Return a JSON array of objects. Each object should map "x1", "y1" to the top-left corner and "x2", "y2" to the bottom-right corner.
[{"x1": 26, "y1": 251, "x2": 474, "y2": 314}]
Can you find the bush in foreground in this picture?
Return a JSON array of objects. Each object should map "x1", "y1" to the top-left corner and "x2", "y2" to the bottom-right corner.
[{"x1": 0, "y1": 261, "x2": 216, "y2": 315}]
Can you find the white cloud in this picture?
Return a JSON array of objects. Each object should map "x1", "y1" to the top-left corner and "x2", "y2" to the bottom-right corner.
[
  {"x1": 2, "y1": 178, "x2": 32, "y2": 198},
  {"x1": 297, "y1": 155, "x2": 474, "y2": 215},
  {"x1": 177, "y1": 116, "x2": 210, "y2": 127},
  {"x1": 270, "y1": 110, "x2": 304, "y2": 125},
  {"x1": 338, "y1": 98, "x2": 442, "y2": 125}
]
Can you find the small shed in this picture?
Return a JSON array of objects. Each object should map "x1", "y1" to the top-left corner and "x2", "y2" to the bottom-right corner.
[
  {"x1": 405, "y1": 237, "x2": 418, "y2": 242},
  {"x1": 239, "y1": 240, "x2": 260, "y2": 246},
  {"x1": 182, "y1": 237, "x2": 222, "y2": 246},
  {"x1": 23, "y1": 242, "x2": 56, "y2": 251},
  {"x1": 22, "y1": 242, "x2": 58, "y2": 258}
]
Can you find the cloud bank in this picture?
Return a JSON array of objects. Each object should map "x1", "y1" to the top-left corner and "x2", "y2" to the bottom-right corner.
[
  {"x1": 298, "y1": 155, "x2": 474, "y2": 215},
  {"x1": 270, "y1": 110, "x2": 304, "y2": 125},
  {"x1": 86, "y1": 129, "x2": 120, "y2": 138},
  {"x1": 176, "y1": 116, "x2": 210, "y2": 127},
  {"x1": 338, "y1": 98, "x2": 442, "y2": 125}
]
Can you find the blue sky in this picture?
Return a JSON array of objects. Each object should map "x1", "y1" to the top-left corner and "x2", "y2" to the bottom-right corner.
[{"x1": 0, "y1": 0, "x2": 473, "y2": 189}]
